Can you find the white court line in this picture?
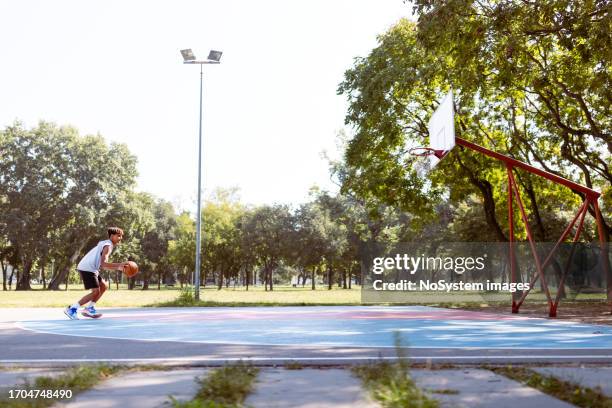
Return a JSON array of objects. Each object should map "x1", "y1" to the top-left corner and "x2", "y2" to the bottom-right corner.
[
  {"x1": 1, "y1": 305, "x2": 564, "y2": 322},
  {"x1": 2, "y1": 355, "x2": 612, "y2": 364},
  {"x1": 14, "y1": 321, "x2": 612, "y2": 350}
]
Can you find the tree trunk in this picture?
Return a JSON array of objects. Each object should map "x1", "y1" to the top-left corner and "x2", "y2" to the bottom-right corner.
[
  {"x1": 522, "y1": 180, "x2": 547, "y2": 240},
  {"x1": 269, "y1": 267, "x2": 274, "y2": 291},
  {"x1": 48, "y1": 243, "x2": 85, "y2": 290},
  {"x1": 456, "y1": 155, "x2": 507, "y2": 242},
  {"x1": 1, "y1": 260, "x2": 7, "y2": 291},
  {"x1": 551, "y1": 260, "x2": 566, "y2": 299},
  {"x1": 311, "y1": 266, "x2": 316, "y2": 290},
  {"x1": 16, "y1": 258, "x2": 33, "y2": 290},
  {"x1": 246, "y1": 266, "x2": 250, "y2": 291},
  {"x1": 9, "y1": 267, "x2": 16, "y2": 290},
  {"x1": 51, "y1": 264, "x2": 64, "y2": 289},
  {"x1": 41, "y1": 265, "x2": 46, "y2": 289},
  {"x1": 327, "y1": 263, "x2": 333, "y2": 290}
]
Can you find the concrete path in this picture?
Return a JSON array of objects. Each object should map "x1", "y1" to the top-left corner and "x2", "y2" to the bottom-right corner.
[
  {"x1": 0, "y1": 368, "x2": 64, "y2": 389},
  {"x1": 3, "y1": 366, "x2": 610, "y2": 407},
  {"x1": 245, "y1": 368, "x2": 378, "y2": 408},
  {"x1": 533, "y1": 366, "x2": 612, "y2": 396},
  {"x1": 53, "y1": 369, "x2": 207, "y2": 408},
  {"x1": 411, "y1": 369, "x2": 575, "y2": 408}
]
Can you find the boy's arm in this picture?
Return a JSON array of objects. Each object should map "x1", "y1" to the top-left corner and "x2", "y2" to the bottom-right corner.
[{"x1": 100, "y1": 245, "x2": 127, "y2": 271}]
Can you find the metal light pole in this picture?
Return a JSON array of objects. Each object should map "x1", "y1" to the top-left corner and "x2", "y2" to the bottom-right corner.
[{"x1": 180, "y1": 48, "x2": 222, "y2": 301}]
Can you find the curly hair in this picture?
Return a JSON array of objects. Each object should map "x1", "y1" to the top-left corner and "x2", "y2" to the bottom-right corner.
[{"x1": 107, "y1": 227, "x2": 124, "y2": 238}]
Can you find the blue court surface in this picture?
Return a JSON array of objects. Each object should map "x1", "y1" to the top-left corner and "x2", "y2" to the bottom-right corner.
[{"x1": 17, "y1": 306, "x2": 612, "y2": 349}]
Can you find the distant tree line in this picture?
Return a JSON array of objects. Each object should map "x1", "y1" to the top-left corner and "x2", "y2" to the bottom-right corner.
[{"x1": 0, "y1": 122, "x2": 419, "y2": 291}]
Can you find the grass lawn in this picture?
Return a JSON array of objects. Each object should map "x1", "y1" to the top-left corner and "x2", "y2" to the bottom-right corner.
[{"x1": 0, "y1": 285, "x2": 363, "y2": 307}]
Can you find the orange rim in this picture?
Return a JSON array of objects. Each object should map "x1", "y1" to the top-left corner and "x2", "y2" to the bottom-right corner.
[{"x1": 408, "y1": 147, "x2": 436, "y2": 157}]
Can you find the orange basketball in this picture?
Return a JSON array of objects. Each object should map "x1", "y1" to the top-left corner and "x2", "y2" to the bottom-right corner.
[{"x1": 123, "y1": 261, "x2": 139, "y2": 278}]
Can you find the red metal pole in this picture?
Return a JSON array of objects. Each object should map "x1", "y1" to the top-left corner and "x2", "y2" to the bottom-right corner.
[
  {"x1": 515, "y1": 199, "x2": 589, "y2": 309},
  {"x1": 450, "y1": 137, "x2": 605, "y2": 316},
  {"x1": 550, "y1": 199, "x2": 589, "y2": 317},
  {"x1": 507, "y1": 165, "x2": 518, "y2": 313},
  {"x1": 508, "y1": 169, "x2": 554, "y2": 310},
  {"x1": 456, "y1": 137, "x2": 600, "y2": 199},
  {"x1": 592, "y1": 200, "x2": 612, "y2": 312}
]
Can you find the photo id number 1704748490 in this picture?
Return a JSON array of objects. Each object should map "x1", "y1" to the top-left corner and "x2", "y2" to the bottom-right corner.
[{"x1": 8, "y1": 389, "x2": 73, "y2": 399}]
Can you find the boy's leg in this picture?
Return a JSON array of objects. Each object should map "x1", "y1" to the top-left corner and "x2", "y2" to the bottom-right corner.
[
  {"x1": 81, "y1": 278, "x2": 103, "y2": 318},
  {"x1": 74, "y1": 271, "x2": 100, "y2": 307},
  {"x1": 65, "y1": 271, "x2": 100, "y2": 319},
  {"x1": 78, "y1": 288, "x2": 100, "y2": 306},
  {"x1": 82, "y1": 277, "x2": 106, "y2": 317},
  {"x1": 93, "y1": 279, "x2": 107, "y2": 302}
]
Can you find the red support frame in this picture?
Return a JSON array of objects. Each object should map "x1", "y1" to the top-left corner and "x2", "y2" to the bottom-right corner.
[{"x1": 448, "y1": 137, "x2": 609, "y2": 317}]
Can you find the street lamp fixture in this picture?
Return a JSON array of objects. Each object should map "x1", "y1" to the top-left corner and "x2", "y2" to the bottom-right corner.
[
  {"x1": 180, "y1": 48, "x2": 222, "y2": 301},
  {"x1": 180, "y1": 48, "x2": 195, "y2": 62},
  {"x1": 180, "y1": 48, "x2": 223, "y2": 64},
  {"x1": 207, "y1": 50, "x2": 223, "y2": 62}
]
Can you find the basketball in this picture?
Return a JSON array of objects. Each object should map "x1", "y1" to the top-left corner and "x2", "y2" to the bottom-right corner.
[{"x1": 123, "y1": 261, "x2": 139, "y2": 278}]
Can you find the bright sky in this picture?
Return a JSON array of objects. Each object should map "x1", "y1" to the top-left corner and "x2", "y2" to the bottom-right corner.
[{"x1": 0, "y1": 0, "x2": 412, "y2": 210}]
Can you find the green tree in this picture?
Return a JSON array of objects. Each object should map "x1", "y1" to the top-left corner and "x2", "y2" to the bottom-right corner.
[
  {"x1": 0, "y1": 123, "x2": 69, "y2": 289},
  {"x1": 412, "y1": 0, "x2": 610, "y2": 234},
  {"x1": 138, "y1": 198, "x2": 178, "y2": 289},
  {"x1": 0, "y1": 122, "x2": 140, "y2": 290},
  {"x1": 337, "y1": 13, "x2": 605, "y2": 242},
  {"x1": 241, "y1": 205, "x2": 295, "y2": 291},
  {"x1": 167, "y1": 211, "x2": 196, "y2": 287},
  {"x1": 201, "y1": 189, "x2": 245, "y2": 289},
  {"x1": 295, "y1": 201, "x2": 330, "y2": 290},
  {"x1": 338, "y1": 3, "x2": 611, "y2": 304},
  {"x1": 309, "y1": 193, "x2": 348, "y2": 290},
  {"x1": 48, "y1": 135, "x2": 140, "y2": 290}
]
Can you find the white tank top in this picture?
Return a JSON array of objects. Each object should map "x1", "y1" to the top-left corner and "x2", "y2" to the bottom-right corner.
[{"x1": 77, "y1": 239, "x2": 113, "y2": 273}]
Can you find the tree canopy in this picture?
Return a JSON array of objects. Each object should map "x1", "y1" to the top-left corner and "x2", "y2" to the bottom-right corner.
[{"x1": 337, "y1": 0, "x2": 610, "y2": 242}]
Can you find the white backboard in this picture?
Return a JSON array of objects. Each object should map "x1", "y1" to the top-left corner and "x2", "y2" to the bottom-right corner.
[{"x1": 428, "y1": 89, "x2": 455, "y2": 153}]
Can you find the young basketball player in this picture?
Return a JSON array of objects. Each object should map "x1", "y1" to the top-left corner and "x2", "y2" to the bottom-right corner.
[{"x1": 64, "y1": 227, "x2": 128, "y2": 319}]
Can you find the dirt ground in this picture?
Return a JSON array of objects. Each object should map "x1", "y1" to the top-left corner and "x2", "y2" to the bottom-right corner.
[{"x1": 457, "y1": 301, "x2": 612, "y2": 325}]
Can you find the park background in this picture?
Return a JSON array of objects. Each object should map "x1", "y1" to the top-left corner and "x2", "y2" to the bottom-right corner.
[{"x1": 0, "y1": 0, "x2": 609, "y2": 311}]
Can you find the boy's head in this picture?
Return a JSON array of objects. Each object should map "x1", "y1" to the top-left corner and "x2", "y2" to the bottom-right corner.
[{"x1": 108, "y1": 227, "x2": 124, "y2": 245}]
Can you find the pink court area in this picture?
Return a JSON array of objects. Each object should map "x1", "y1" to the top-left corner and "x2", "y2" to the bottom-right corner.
[{"x1": 98, "y1": 306, "x2": 534, "y2": 322}]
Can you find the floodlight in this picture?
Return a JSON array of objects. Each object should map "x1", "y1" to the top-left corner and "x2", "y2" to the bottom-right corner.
[
  {"x1": 180, "y1": 49, "x2": 195, "y2": 62},
  {"x1": 207, "y1": 50, "x2": 223, "y2": 62}
]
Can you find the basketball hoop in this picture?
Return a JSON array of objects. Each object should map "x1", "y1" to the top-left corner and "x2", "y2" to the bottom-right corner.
[
  {"x1": 409, "y1": 147, "x2": 439, "y2": 178},
  {"x1": 408, "y1": 147, "x2": 437, "y2": 157}
]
